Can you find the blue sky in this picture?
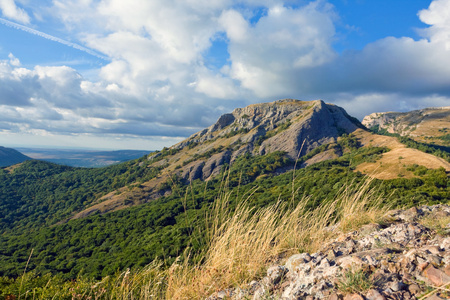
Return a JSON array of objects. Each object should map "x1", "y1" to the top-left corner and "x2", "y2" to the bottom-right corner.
[{"x1": 0, "y1": 0, "x2": 449, "y2": 150}]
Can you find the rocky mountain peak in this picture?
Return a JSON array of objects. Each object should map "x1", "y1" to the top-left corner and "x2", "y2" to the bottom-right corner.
[
  {"x1": 171, "y1": 99, "x2": 361, "y2": 181},
  {"x1": 177, "y1": 99, "x2": 360, "y2": 153},
  {"x1": 70, "y1": 99, "x2": 364, "y2": 219}
]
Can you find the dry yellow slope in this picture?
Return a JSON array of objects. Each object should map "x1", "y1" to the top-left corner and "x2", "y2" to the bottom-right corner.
[{"x1": 354, "y1": 129, "x2": 450, "y2": 180}]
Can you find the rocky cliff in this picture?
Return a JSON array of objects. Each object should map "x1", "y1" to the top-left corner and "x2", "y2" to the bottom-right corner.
[{"x1": 174, "y1": 99, "x2": 361, "y2": 181}]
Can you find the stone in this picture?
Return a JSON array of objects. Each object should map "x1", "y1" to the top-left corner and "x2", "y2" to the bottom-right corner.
[
  {"x1": 343, "y1": 293, "x2": 364, "y2": 300},
  {"x1": 266, "y1": 265, "x2": 288, "y2": 285},
  {"x1": 337, "y1": 255, "x2": 364, "y2": 269},
  {"x1": 359, "y1": 223, "x2": 382, "y2": 237},
  {"x1": 366, "y1": 289, "x2": 386, "y2": 300},
  {"x1": 418, "y1": 262, "x2": 429, "y2": 272},
  {"x1": 407, "y1": 284, "x2": 421, "y2": 295},
  {"x1": 285, "y1": 253, "x2": 312, "y2": 272},
  {"x1": 424, "y1": 245, "x2": 442, "y2": 255},
  {"x1": 327, "y1": 249, "x2": 337, "y2": 260},
  {"x1": 422, "y1": 265, "x2": 450, "y2": 286},
  {"x1": 425, "y1": 294, "x2": 447, "y2": 300},
  {"x1": 328, "y1": 293, "x2": 341, "y2": 300},
  {"x1": 216, "y1": 290, "x2": 229, "y2": 299},
  {"x1": 444, "y1": 264, "x2": 450, "y2": 276},
  {"x1": 389, "y1": 281, "x2": 406, "y2": 292}
]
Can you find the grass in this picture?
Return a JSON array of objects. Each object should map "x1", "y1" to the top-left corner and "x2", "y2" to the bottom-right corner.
[
  {"x1": 418, "y1": 215, "x2": 450, "y2": 236},
  {"x1": 337, "y1": 267, "x2": 374, "y2": 295},
  {"x1": 1, "y1": 179, "x2": 390, "y2": 299}
]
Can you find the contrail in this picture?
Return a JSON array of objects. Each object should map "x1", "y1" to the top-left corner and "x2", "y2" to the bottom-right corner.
[{"x1": 0, "y1": 17, "x2": 109, "y2": 61}]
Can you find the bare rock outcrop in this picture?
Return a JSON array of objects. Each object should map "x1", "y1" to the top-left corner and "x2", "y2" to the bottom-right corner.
[
  {"x1": 202, "y1": 150, "x2": 232, "y2": 180},
  {"x1": 173, "y1": 99, "x2": 362, "y2": 182},
  {"x1": 259, "y1": 100, "x2": 359, "y2": 158},
  {"x1": 208, "y1": 205, "x2": 450, "y2": 300}
]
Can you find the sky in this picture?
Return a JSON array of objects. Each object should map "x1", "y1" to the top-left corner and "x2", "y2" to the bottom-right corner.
[{"x1": 1, "y1": 0, "x2": 449, "y2": 150}]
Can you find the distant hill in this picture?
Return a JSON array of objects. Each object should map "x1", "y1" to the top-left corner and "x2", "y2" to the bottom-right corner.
[
  {"x1": 17, "y1": 148, "x2": 151, "y2": 168},
  {"x1": 0, "y1": 146, "x2": 30, "y2": 167},
  {"x1": 362, "y1": 106, "x2": 450, "y2": 147}
]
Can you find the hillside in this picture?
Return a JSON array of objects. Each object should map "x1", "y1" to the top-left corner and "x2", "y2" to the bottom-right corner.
[
  {"x1": 0, "y1": 146, "x2": 30, "y2": 167},
  {"x1": 353, "y1": 129, "x2": 450, "y2": 179},
  {"x1": 362, "y1": 106, "x2": 450, "y2": 147},
  {"x1": 0, "y1": 99, "x2": 449, "y2": 288},
  {"x1": 68, "y1": 99, "x2": 364, "y2": 219}
]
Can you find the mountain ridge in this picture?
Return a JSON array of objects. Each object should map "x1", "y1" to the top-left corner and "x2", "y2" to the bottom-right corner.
[
  {"x1": 67, "y1": 99, "x2": 365, "y2": 219},
  {"x1": 362, "y1": 106, "x2": 450, "y2": 147}
]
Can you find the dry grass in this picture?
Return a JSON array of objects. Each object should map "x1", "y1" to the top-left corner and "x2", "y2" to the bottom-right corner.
[
  {"x1": 353, "y1": 129, "x2": 450, "y2": 179},
  {"x1": 162, "y1": 178, "x2": 389, "y2": 299},
  {"x1": 418, "y1": 215, "x2": 450, "y2": 236}
]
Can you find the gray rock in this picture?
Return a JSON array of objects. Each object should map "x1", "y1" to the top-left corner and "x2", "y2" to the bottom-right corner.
[
  {"x1": 202, "y1": 150, "x2": 231, "y2": 180},
  {"x1": 285, "y1": 253, "x2": 312, "y2": 273},
  {"x1": 366, "y1": 289, "x2": 386, "y2": 300},
  {"x1": 266, "y1": 265, "x2": 289, "y2": 285}
]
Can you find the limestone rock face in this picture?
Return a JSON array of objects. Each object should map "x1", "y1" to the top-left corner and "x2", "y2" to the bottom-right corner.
[
  {"x1": 202, "y1": 150, "x2": 232, "y2": 180},
  {"x1": 174, "y1": 99, "x2": 361, "y2": 181},
  {"x1": 259, "y1": 100, "x2": 359, "y2": 158},
  {"x1": 176, "y1": 99, "x2": 360, "y2": 153}
]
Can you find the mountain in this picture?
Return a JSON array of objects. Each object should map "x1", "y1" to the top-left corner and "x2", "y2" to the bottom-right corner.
[
  {"x1": 74, "y1": 99, "x2": 450, "y2": 219},
  {"x1": 0, "y1": 99, "x2": 449, "y2": 284},
  {"x1": 0, "y1": 146, "x2": 30, "y2": 167},
  {"x1": 362, "y1": 106, "x2": 450, "y2": 147},
  {"x1": 68, "y1": 99, "x2": 365, "y2": 218}
]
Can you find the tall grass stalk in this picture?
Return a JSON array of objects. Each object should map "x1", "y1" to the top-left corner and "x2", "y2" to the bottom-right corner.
[{"x1": 164, "y1": 178, "x2": 388, "y2": 299}]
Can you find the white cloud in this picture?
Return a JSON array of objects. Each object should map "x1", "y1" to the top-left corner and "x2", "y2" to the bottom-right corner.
[
  {"x1": 3, "y1": 0, "x2": 450, "y2": 149},
  {"x1": 8, "y1": 53, "x2": 20, "y2": 66},
  {"x1": 219, "y1": 10, "x2": 249, "y2": 42},
  {"x1": 334, "y1": 93, "x2": 450, "y2": 120},
  {"x1": 0, "y1": 0, "x2": 30, "y2": 23},
  {"x1": 223, "y1": 1, "x2": 337, "y2": 97},
  {"x1": 418, "y1": 0, "x2": 450, "y2": 48},
  {"x1": 194, "y1": 71, "x2": 239, "y2": 99}
]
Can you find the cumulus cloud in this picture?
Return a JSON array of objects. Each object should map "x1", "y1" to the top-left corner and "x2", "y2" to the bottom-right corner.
[
  {"x1": 2, "y1": 0, "x2": 450, "y2": 149},
  {"x1": 221, "y1": 1, "x2": 337, "y2": 97},
  {"x1": 0, "y1": 0, "x2": 30, "y2": 23},
  {"x1": 418, "y1": 0, "x2": 450, "y2": 47}
]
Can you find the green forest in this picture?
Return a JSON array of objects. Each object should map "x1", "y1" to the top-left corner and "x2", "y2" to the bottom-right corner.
[{"x1": 0, "y1": 134, "x2": 449, "y2": 285}]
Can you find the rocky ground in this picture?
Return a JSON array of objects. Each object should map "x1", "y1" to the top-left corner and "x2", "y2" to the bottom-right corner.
[{"x1": 208, "y1": 205, "x2": 450, "y2": 300}]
